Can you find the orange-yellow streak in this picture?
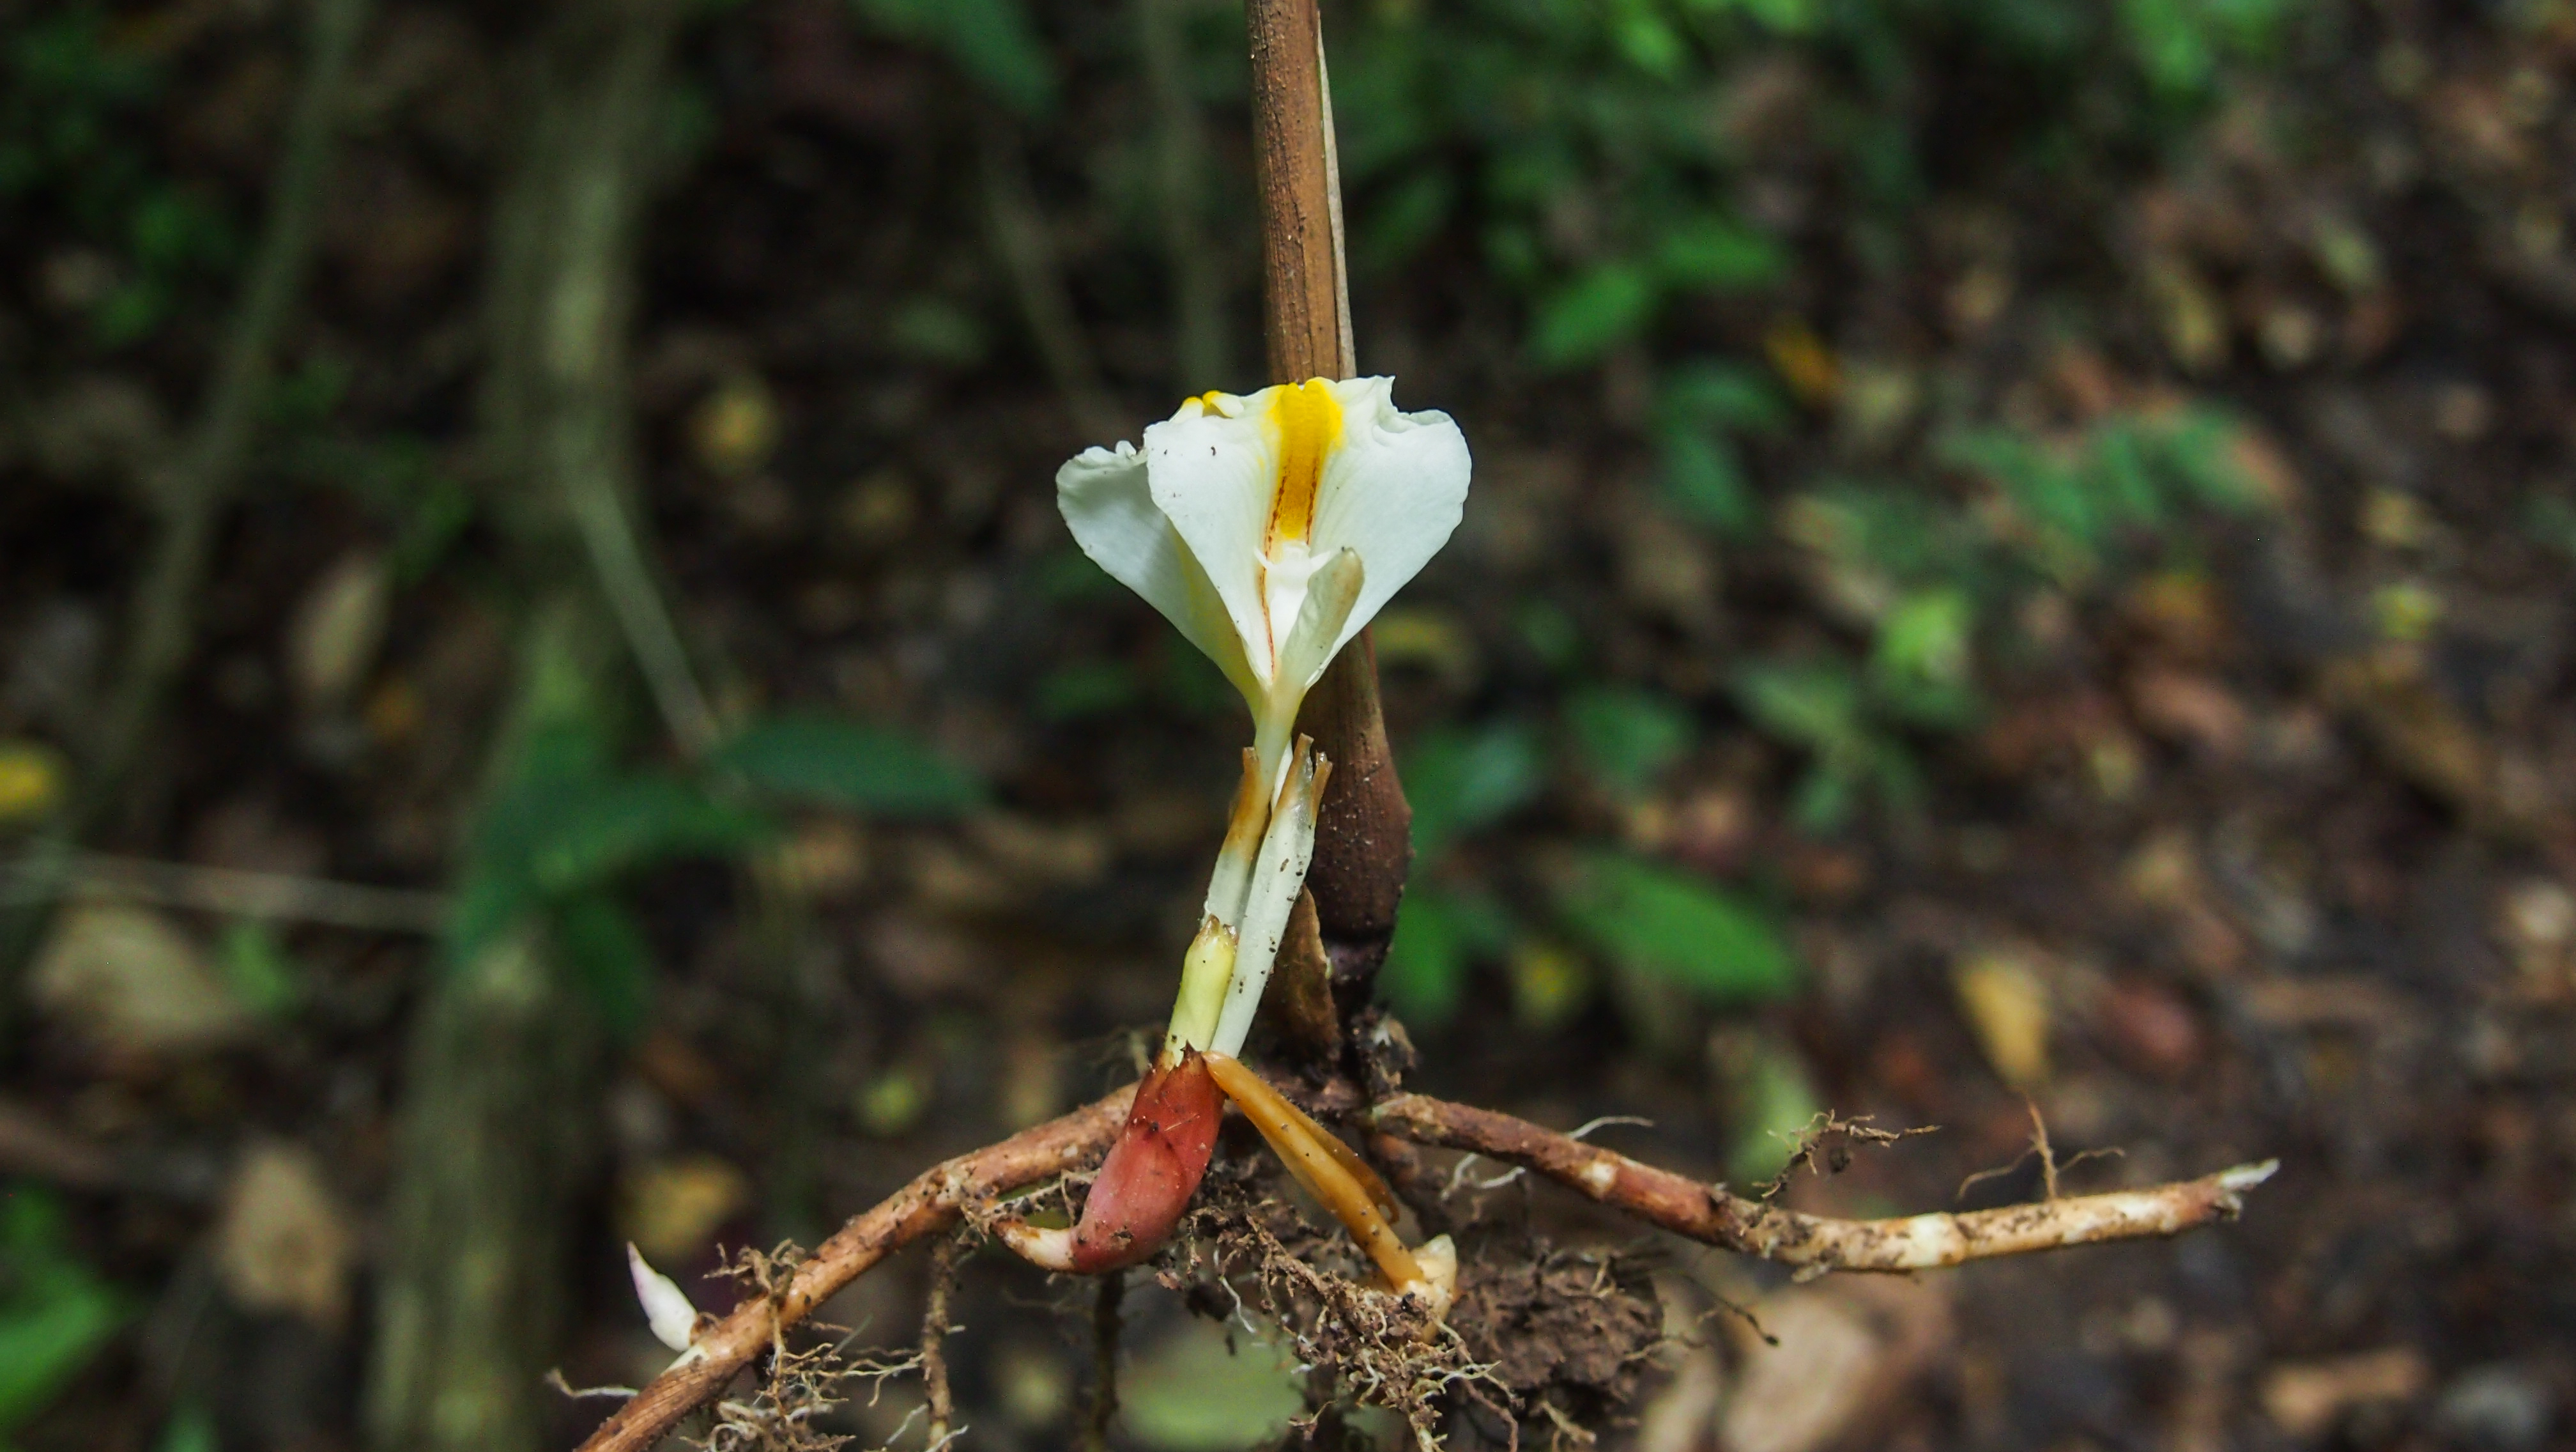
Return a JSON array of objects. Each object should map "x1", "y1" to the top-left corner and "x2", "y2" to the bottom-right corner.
[{"x1": 1262, "y1": 379, "x2": 1342, "y2": 552}]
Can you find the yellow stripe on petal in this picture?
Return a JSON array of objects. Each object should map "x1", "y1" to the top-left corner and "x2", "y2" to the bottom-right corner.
[{"x1": 1262, "y1": 378, "x2": 1342, "y2": 552}]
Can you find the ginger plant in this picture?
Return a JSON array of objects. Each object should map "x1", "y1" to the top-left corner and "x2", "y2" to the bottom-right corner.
[
  {"x1": 573, "y1": 0, "x2": 2276, "y2": 1446},
  {"x1": 993, "y1": 376, "x2": 1469, "y2": 1301}
]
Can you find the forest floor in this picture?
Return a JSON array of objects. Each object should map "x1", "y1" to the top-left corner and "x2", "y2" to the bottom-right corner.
[{"x1": 3, "y1": 1, "x2": 2573, "y2": 1450}]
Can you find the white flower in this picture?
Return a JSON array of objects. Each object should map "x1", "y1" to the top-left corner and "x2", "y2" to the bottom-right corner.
[{"x1": 1057, "y1": 377, "x2": 1471, "y2": 789}]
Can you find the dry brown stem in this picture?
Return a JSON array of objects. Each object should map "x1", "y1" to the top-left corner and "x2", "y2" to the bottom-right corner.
[
  {"x1": 1367, "y1": 1095, "x2": 2277, "y2": 1273},
  {"x1": 918, "y1": 1233, "x2": 963, "y2": 1447},
  {"x1": 1078, "y1": 1272, "x2": 1124, "y2": 1452},
  {"x1": 571, "y1": 1085, "x2": 1131, "y2": 1452},
  {"x1": 1248, "y1": 0, "x2": 1414, "y2": 994}
]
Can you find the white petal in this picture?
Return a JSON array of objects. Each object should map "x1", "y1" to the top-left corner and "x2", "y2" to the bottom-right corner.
[
  {"x1": 1056, "y1": 442, "x2": 1258, "y2": 701},
  {"x1": 1303, "y1": 377, "x2": 1471, "y2": 664},
  {"x1": 1138, "y1": 404, "x2": 1276, "y2": 683},
  {"x1": 627, "y1": 1243, "x2": 698, "y2": 1352}
]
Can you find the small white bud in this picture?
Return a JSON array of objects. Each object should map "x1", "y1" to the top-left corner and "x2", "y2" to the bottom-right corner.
[{"x1": 627, "y1": 1242, "x2": 698, "y2": 1352}]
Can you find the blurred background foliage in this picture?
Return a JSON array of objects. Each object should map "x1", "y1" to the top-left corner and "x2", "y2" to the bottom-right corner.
[{"x1": 2, "y1": 0, "x2": 2573, "y2": 1444}]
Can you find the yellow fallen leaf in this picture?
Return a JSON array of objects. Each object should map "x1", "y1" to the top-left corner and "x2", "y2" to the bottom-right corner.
[
  {"x1": 2262, "y1": 1348, "x2": 2428, "y2": 1438},
  {"x1": 2144, "y1": 255, "x2": 2228, "y2": 374},
  {"x1": 1952, "y1": 951, "x2": 2052, "y2": 1090},
  {"x1": 618, "y1": 1154, "x2": 751, "y2": 1263},
  {"x1": 215, "y1": 1142, "x2": 355, "y2": 1327},
  {"x1": 1765, "y1": 317, "x2": 1843, "y2": 406},
  {"x1": 0, "y1": 741, "x2": 65, "y2": 823},
  {"x1": 286, "y1": 552, "x2": 390, "y2": 711},
  {"x1": 689, "y1": 372, "x2": 779, "y2": 479},
  {"x1": 31, "y1": 904, "x2": 251, "y2": 1054}
]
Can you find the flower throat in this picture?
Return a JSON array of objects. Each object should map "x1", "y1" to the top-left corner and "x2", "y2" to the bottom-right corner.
[{"x1": 1262, "y1": 378, "x2": 1342, "y2": 552}]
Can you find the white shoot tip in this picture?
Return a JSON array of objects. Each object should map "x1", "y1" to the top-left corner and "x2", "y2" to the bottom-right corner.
[
  {"x1": 994, "y1": 1219, "x2": 1079, "y2": 1272},
  {"x1": 2218, "y1": 1159, "x2": 2281, "y2": 1194},
  {"x1": 1409, "y1": 1233, "x2": 1458, "y2": 1318},
  {"x1": 627, "y1": 1242, "x2": 699, "y2": 1352}
]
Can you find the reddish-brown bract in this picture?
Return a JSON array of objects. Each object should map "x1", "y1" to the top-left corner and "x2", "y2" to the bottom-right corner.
[{"x1": 1070, "y1": 1051, "x2": 1222, "y2": 1271}]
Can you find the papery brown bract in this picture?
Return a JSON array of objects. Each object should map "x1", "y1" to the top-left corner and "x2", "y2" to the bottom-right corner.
[{"x1": 1069, "y1": 1050, "x2": 1221, "y2": 1271}]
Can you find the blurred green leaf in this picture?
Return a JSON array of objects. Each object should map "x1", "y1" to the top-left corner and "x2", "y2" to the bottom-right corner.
[
  {"x1": 1736, "y1": 0, "x2": 1821, "y2": 34},
  {"x1": 553, "y1": 893, "x2": 652, "y2": 1040},
  {"x1": 1869, "y1": 586, "x2": 1984, "y2": 730},
  {"x1": 1034, "y1": 661, "x2": 1137, "y2": 722},
  {"x1": 1406, "y1": 720, "x2": 1546, "y2": 862},
  {"x1": 1871, "y1": 588, "x2": 1972, "y2": 688},
  {"x1": 1036, "y1": 544, "x2": 1120, "y2": 602},
  {"x1": 1383, "y1": 886, "x2": 1515, "y2": 1025},
  {"x1": 851, "y1": 0, "x2": 1055, "y2": 114},
  {"x1": 1156, "y1": 635, "x2": 1239, "y2": 718},
  {"x1": 152, "y1": 1403, "x2": 217, "y2": 1452},
  {"x1": 884, "y1": 295, "x2": 987, "y2": 367},
  {"x1": 1555, "y1": 853, "x2": 1797, "y2": 1003},
  {"x1": 1661, "y1": 362, "x2": 1790, "y2": 433},
  {"x1": 1655, "y1": 218, "x2": 1788, "y2": 291},
  {"x1": 1734, "y1": 660, "x2": 1867, "y2": 754},
  {"x1": 527, "y1": 775, "x2": 772, "y2": 897},
  {"x1": 1608, "y1": 0, "x2": 1687, "y2": 77},
  {"x1": 1514, "y1": 598, "x2": 1584, "y2": 674},
  {"x1": 1567, "y1": 685, "x2": 1694, "y2": 796},
  {"x1": 1733, "y1": 660, "x2": 1924, "y2": 830},
  {"x1": 0, "y1": 1188, "x2": 123, "y2": 1434},
  {"x1": 1940, "y1": 406, "x2": 2261, "y2": 582},
  {"x1": 1357, "y1": 169, "x2": 1455, "y2": 274},
  {"x1": 1720, "y1": 1035, "x2": 1827, "y2": 1184},
  {"x1": 217, "y1": 921, "x2": 302, "y2": 1019},
  {"x1": 1531, "y1": 263, "x2": 1657, "y2": 369},
  {"x1": 1658, "y1": 424, "x2": 1758, "y2": 534},
  {"x1": 709, "y1": 714, "x2": 983, "y2": 817},
  {"x1": 2121, "y1": 0, "x2": 2292, "y2": 95},
  {"x1": 2524, "y1": 491, "x2": 2576, "y2": 559},
  {"x1": 1120, "y1": 1318, "x2": 1307, "y2": 1452}
]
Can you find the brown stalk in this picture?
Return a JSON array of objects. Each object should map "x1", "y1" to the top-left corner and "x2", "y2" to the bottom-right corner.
[{"x1": 1249, "y1": 0, "x2": 1414, "y2": 1000}]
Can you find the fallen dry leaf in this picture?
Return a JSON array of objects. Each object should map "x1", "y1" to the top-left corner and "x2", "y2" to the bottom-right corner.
[
  {"x1": 30, "y1": 904, "x2": 252, "y2": 1055},
  {"x1": 2097, "y1": 977, "x2": 2204, "y2": 1076},
  {"x1": 688, "y1": 371, "x2": 781, "y2": 478},
  {"x1": 0, "y1": 739, "x2": 65, "y2": 824},
  {"x1": 2262, "y1": 1347, "x2": 2430, "y2": 1437},
  {"x1": 1719, "y1": 1279, "x2": 1951, "y2": 1452},
  {"x1": 1636, "y1": 1348, "x2": 1726, "y2": 1452},
  {"x1": 1953, "y1": 950, "x2": 2053, "y2": 1091},
  {"x1": 286, "y1": 551, "x2": 390, "y2": 712},
  {"x1": 2129, "y1": 668, "x2": 2248, "y2": 759},
  {"x1": 618, "y1": 1153, "x2": 751, "y2": 1263},
  {"x1": 215, "y1": 1141, "x2": 356, "y2": 1328}
]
